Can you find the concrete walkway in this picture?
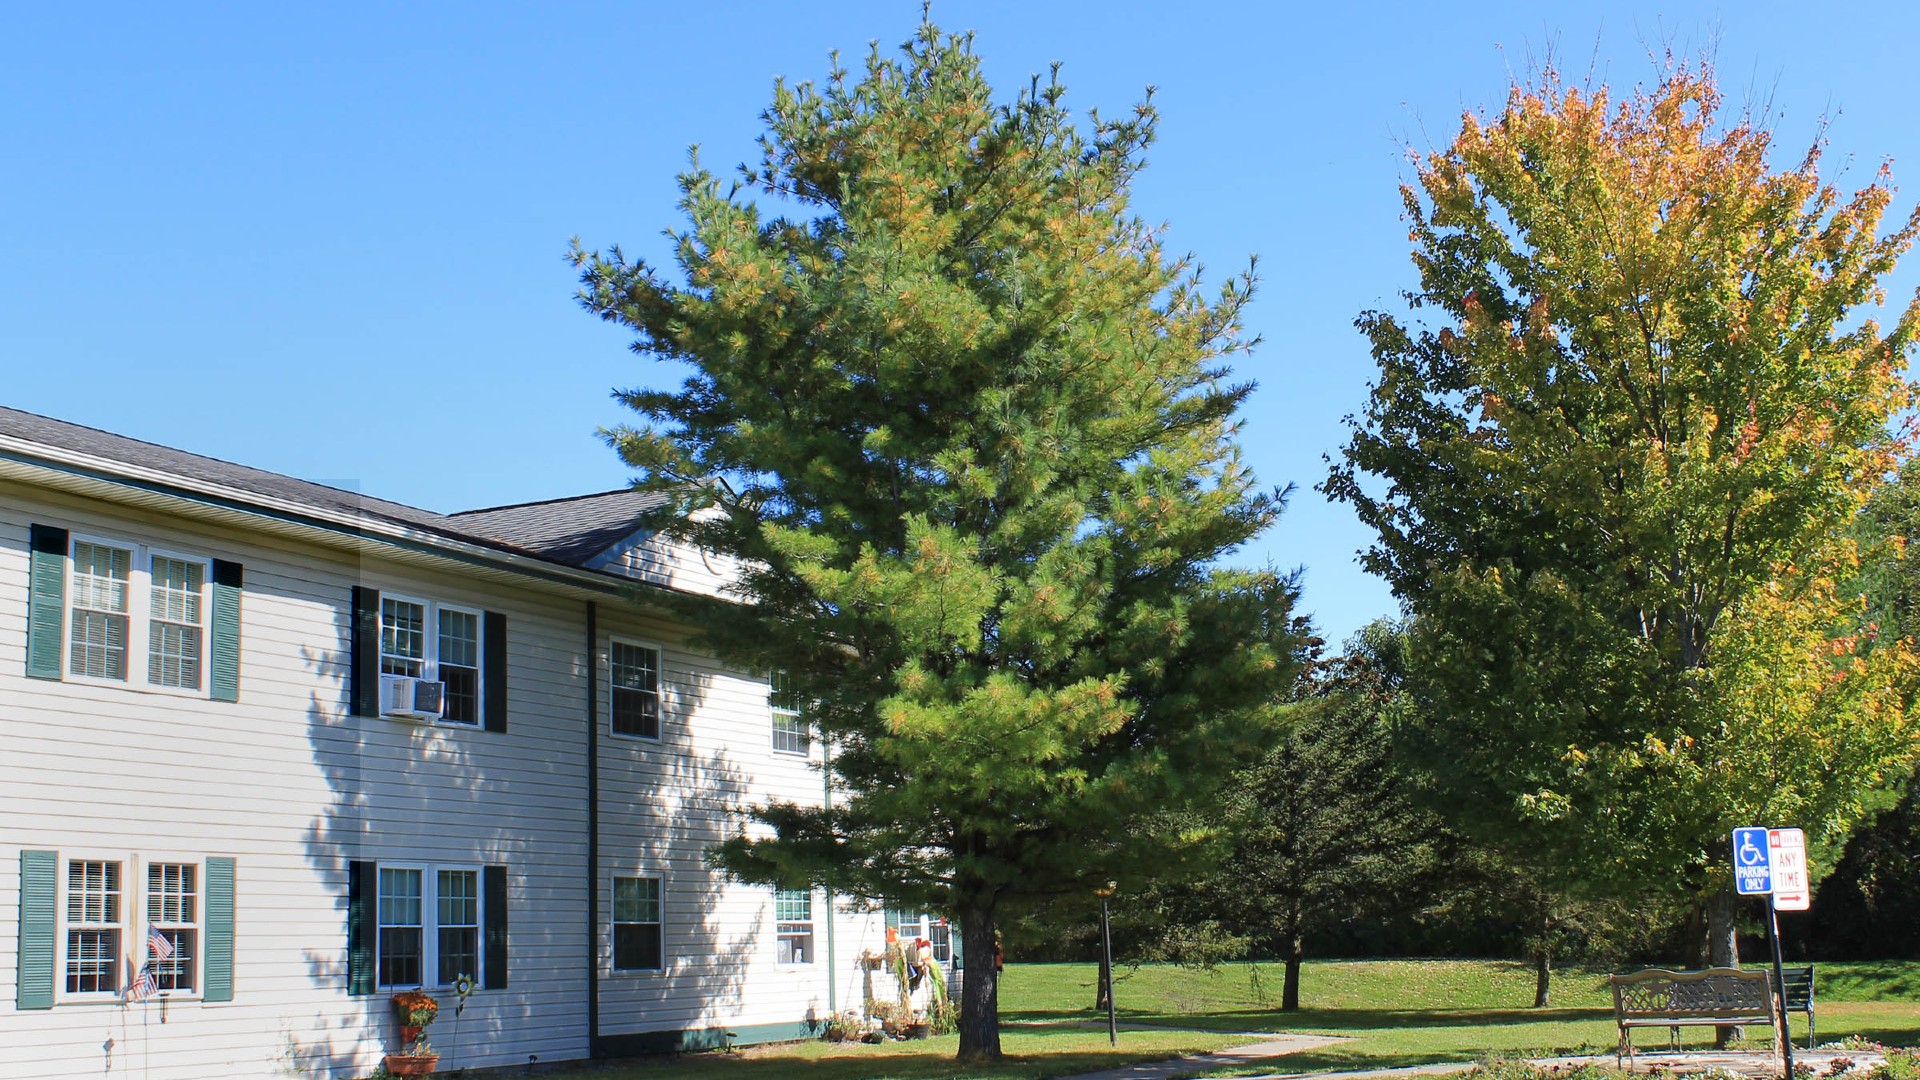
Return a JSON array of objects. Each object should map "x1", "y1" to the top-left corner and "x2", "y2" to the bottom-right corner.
[{"x1": 1054, "y1": 1032, "x2": 1349, "y2": 1080}]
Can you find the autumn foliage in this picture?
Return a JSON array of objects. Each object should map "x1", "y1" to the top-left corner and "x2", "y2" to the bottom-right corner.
[{"x1": 1329, "y1": 62, "x2": 1920, "y2": 952}]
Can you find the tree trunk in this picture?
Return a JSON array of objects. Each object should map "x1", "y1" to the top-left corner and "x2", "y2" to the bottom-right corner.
[
  {"x1": 1281, "y1": 934, "x2": 1303, "y2": 1011},
  {"x1": 1707, "y1": 886, "x2": 1742, "y2": 1048},
  {"x1": 957, "y1": 907, "x2": 1002, "y2": 1062},
  {"x1": 1533, "y1": 899, "x2": 1552, "y2": 1008}
]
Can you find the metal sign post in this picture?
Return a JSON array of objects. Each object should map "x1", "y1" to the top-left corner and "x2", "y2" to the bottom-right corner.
[
  {"x1": 1736, "y1": 826, "x2": 1809, "y2": 1080},
  {"x1": 1765, "y1": 891, "x2": 1794, "y2": 1080}
]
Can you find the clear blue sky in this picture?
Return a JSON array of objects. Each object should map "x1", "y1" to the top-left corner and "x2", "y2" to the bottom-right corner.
[{"x1": 5, "y1": 2, "x2": 1916, "y2": 647}]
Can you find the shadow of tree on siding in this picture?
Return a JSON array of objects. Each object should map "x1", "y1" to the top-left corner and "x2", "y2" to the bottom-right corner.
[{"x1": 295, "y1": 579, "x2": 762, "y2": 1079}]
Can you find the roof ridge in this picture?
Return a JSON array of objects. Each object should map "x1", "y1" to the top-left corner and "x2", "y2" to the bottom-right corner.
[{"x1": 450, "y1": 487, "x2": 656, "y2": 517}]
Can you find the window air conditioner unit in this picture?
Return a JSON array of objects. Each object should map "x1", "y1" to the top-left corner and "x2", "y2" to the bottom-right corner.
[{"x1": 380, "y1": 675, "x2": 446, "y2": 720}]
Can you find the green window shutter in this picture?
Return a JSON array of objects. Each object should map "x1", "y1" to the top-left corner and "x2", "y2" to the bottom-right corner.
[
  {"x1": 349, "y1": 587, "x2": 379, "y2": 717},
  {"x1": 26, "y1": 525, "x2": 67, "y2": 680},
  {"x1": 483, "y1": 611, "x2": 507, "y2": 732},
  {"x1": 203, "y1": 857, "x2": 236, "y2": 1001},
  {"x1": 17, "y1": 850, "x2": 56, "y2": 1010},
  {"x1": 347, "y1": 861, "x2": 375, "y2": 996},
  {"x1": 483, "y1": 865, "x2": 508, "y2": 989},
  {"x1": 210, "y1": 561, "x2": 243, "y2": 702}
]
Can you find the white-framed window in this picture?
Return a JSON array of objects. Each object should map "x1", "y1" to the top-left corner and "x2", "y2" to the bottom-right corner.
[
  {"x1": 610, "y1": 638, "x2": 662, "y2": 740},
  {"x1": 147, "y1": 862, "x2": 200, "y2": 992},
  {"x1": 774, "y1": 888, "x2": 814, "y2": 965},
  {"x1": 379, "y1": 596, "x2": 483, "y2": 725},
  {"x1": 893, "y1": 910, "x2": 953, "y2": 964},
  {"x1": 612, "y1": 875, "x2": 664, "y2": 972},
  {"x1": 62, "y1": 859, "x2": 123, "y2": 996},
  {"x1": 66, "y1": 537, "x2": 212, "y2": 694},
  {"x1": 54, "y1": 855, "x2": 208, "y2": 1001},
  {"x1": 376, "y1": 863, "x2": 482, "y2": 989},
  {"x1": 769, "y1": 670, "x2": 810, "y2": 756}
]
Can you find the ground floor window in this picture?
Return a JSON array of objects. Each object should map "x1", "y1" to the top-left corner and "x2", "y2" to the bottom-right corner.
[
  {"x1": 377, "y1": 864, "x2": 481, "y2": 989},
  {"x1": 775, "y1": 888, "x2": 813, "y2": 964},
  {"x1": 612, "y1": 875, "x2": 663, "y2": 971},
  {"x1": 893, "y1": 910, "x2": 953, "y2": 963}
]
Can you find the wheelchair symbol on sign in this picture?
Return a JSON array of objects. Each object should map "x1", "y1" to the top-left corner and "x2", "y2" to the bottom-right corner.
[{"x1": 1738, "y1": 838, "x2": 1766, "y2": 866}]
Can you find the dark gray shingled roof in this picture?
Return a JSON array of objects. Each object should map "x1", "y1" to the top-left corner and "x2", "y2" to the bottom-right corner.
[
  {"x1": 0, "y1": 405, "x2": 655, "y2": 570},
  {"x1": 448, "y1": 489, "x2": 672, "y2": 565}
]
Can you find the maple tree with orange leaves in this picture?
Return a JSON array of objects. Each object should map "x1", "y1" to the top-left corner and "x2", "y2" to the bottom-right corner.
[{"x1": 1327, "y1": 59, "x2": 1920, "y2": 994}]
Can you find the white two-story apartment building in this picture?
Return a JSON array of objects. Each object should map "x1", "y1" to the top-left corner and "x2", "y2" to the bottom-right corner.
[{"x1": 0, "y1": 407, "x2": 955, "y2": 1079}]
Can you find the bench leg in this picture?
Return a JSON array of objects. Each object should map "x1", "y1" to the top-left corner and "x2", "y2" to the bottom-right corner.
[
  {"x1": 1619, "y1": 1027, "x2": 1630, "y2": 1069},
  {"x1": 1807, "y1": 1012, "x2": 1815, "y2": 1051},
  {"x1": 1669, "y1": 1025, "x2": 1680, "y2": 1052}
]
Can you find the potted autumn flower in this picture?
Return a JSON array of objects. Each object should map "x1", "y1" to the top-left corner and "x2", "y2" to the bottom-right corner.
[{"x1": 386, "y1": 990, "x2": 440, "y2": 1076}]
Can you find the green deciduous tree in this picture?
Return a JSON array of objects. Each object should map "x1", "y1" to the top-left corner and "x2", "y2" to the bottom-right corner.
[
  {"x1": 573, "y1": 21, "x2": 1304, "y2": 1060},
  {"x1": 1326, "y1": 62, "x2": 1920, "y2": 994}
]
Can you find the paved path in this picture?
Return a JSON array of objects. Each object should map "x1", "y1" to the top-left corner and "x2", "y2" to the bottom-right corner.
[{"x1": 1054, "y1": 1032, "x2": 1349, "y2": 1080}]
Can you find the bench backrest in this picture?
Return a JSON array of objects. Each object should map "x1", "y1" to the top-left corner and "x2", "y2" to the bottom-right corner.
[
  {"x1": 1776, "y1": 965, "x2": 1814, "y2": 1010},
  {"x1": 1610, "y1": 967, "x2": 1775, "y2": 1019}
]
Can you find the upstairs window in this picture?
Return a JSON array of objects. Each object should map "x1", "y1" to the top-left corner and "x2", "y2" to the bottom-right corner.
[
  {"x1": 377, "y1": 597, "x2": 483, "y2": 725},
  {"x1": 147, "y1": 557, "x2": 205, "y2": 689},
  {"x1": 27, "y1": 524, "x2": 241, "y2": 699},
  {"x1": 770, "y1": 671, "x2": 810, "y2": 756},
  {"x1": 610, "y1": 640, "x2": 662, "y2": 739}
]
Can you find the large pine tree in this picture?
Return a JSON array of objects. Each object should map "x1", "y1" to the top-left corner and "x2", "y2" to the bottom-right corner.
[{"x1": 573, "y1": 22, "x2": 1303, "y2": 1059}]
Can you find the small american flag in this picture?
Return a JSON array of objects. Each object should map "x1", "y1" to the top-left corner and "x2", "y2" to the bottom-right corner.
[
  {"x1": 124, "y1": 960, "x2": 157, "y2": 1003},
  {"x1": 147, "y1": 924, "x2": 175, "y2": 960}
]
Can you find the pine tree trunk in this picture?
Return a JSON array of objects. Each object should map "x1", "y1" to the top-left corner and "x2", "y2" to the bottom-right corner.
[
  {"x1": 1533, "y1": 900, "x2": 1552, "y2": 1008},
  {"x1": 1707, "y1": 887, "x2": 1742, "y2": 1048},
  {"x1": 1282, "y1": 934, "x2": 1303, "y2": 1011},
  {"x1": 957, "y1": 907, "x2": 1002, "y2": 1062},
  {"x1": 1095, "y1": 944, "x2": 1111, "y2": 1011}
]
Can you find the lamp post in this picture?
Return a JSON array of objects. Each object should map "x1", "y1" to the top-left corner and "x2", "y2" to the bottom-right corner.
[{"x1": 1095, "y1": 882, "x2": 1117, "y2": 1047}]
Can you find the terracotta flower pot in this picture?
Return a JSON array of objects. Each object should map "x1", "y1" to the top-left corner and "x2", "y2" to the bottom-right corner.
[
  {"x1": 383, "y1": 1052, "x2": 439, "y2": 1077},
  {"x1": 399, "y1": 1025, "x2": 422, "y2": 1045},
  {"x1": 904, "y1": 1022, "x2": 931, "y2": 1039}
]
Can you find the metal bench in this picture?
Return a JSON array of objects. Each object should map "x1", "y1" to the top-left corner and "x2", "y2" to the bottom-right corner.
[
  {"x1": 1775, "y1": 964, "x2": 1816, "y2": 1050},
  {"x1": 1608, "y1": 967, "x2": 1780, "y2": 1066}
]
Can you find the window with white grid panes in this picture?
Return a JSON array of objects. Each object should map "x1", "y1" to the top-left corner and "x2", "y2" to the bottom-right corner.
[
  {"x1": 379, "y1": 597, "x2": 482, "y2": 724},
  {"x1": 436, "y1": 869, "x2": 479, "y2": 985},
  {"x1": 148, "y1": 556, "x2": 205, "y2": 689},
  {"x1": 612, "y1": 876, "x2": 663, "y2": 971},
  {"x1": 894, "y1": 910, "x2": 952, "y2": 963},
  {"x1": 437, "y1": 609, "x2": 480, "y2": 724},
  {"x1": 774, "y1": 888, "x2": 813, "y2": 964},
  {"x1": 380, "y1": 599, "x2": 427, "y2": 678},
  {"x1": 610, "y1": 640, "x2": 661, "y2": 739},
  {"x1": 147, "y1": 863, "x2": 199, "y2": 991},
  {"x1": 377, "y1": 867, "x2": 424, "y2": 987},
  {"x1": 64, "y1": 860, "x2": 122, "y2": 994},
  {"x1": 375, "y1": 863, "x2": 483, "y2": 988},
  {"x1": 770, "y1": 670, "x2": 810, "y2": 755},
  {"x1": 69, "y1": 541, "x2": 132, "y2": 681}
]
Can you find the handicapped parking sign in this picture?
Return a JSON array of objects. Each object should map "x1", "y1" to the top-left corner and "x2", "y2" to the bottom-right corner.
[{"x1": 1733, "y1": 826, "x2": 1772, "y2": 895}]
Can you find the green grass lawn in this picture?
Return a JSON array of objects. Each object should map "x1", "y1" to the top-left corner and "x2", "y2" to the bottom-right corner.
[
  {"x1": 1003, "y1": 959, "x2": 1920, "y2": 1076},
  {"x1": 560, "y1": 959, "x2": 1920, "y2": 1080}
]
